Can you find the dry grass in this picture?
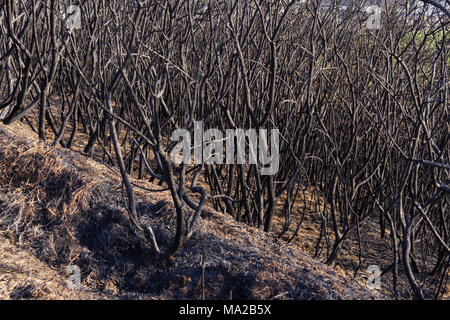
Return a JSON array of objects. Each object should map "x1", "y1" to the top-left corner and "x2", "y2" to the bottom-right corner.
[
  {"x1": 0, "y1": 122, "x2": 385, "y2": 300},
  {"x1": 0, "y1": 233, "x2": 107, "y2": 300}
]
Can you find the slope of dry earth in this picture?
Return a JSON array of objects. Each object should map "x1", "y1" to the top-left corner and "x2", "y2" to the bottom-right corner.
[{"x1": 0, "y1": 122, "x2": 384, "y2": 300}]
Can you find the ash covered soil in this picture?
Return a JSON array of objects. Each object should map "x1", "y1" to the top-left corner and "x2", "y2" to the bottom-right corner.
[{"x1": 0, "y1": 123, "x2": 383, "y2": 300}]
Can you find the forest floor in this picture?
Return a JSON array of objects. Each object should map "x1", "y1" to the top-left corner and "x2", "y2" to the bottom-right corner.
[{"x1": 0, "y1": 121, "x2": 387, "y2": 300}]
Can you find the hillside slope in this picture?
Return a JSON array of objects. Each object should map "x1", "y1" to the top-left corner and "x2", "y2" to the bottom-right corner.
[{"x1": 0, "y1": 123, "x2": 382, "y2": 300}]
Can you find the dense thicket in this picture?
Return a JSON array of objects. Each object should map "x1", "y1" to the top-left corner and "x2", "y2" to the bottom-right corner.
[{"x1": 0, "y1": 0, "x2": 448, "y2": 299}]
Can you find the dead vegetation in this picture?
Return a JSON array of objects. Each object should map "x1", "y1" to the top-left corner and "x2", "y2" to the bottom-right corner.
[
  {"x1": 0, "y1": 0, "x2": 448, "y2": 300},
  {"x1": 0, "y1": 123, "x2": 383, "y2": 300},
  {"x1": 0, "y1": 234, "x2": 107, "y2": 300}
]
